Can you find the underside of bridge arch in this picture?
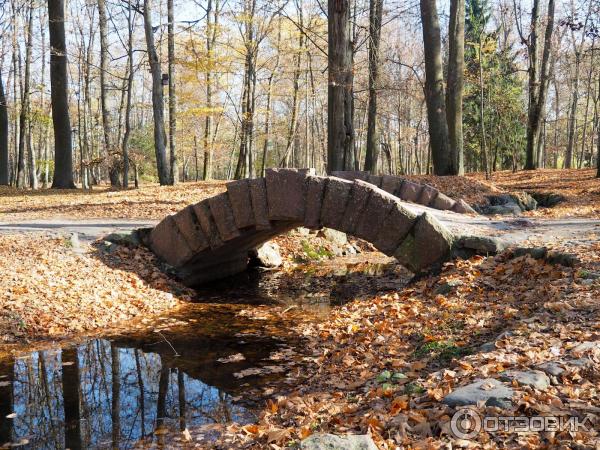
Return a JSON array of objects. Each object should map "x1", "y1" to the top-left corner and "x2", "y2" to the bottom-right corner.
[{"x1": 144, "y1": 169, "x2": 463, "y2": 287}]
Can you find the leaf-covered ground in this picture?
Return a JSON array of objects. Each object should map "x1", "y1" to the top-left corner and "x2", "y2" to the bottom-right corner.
[
  {"x1": 471, "y1": 168, "x2": 600, "y2": 218},
  {"x1": 207, "y1": 243, "x2": 600, "y2": 449},
  {"x1": 0, "y1": 234, "x2": 193, "y2": 355}
]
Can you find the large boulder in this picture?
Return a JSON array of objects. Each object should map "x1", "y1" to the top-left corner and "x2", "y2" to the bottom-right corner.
[{"x1": 248, "y1": 242, "x2": 282, "y2": 268}]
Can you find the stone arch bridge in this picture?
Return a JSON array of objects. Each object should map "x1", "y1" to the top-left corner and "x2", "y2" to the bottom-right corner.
[{"x1": 144, "y1": 169, "x2": 477, "y2": 286}]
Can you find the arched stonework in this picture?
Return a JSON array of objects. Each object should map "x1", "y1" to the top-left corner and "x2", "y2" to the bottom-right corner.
[
  {"x1": 146, "y1": 169, "x2": 459, "y2": 286},
  {"x1": 330, "y1": 171, "x2": 477, "y2": 214}
]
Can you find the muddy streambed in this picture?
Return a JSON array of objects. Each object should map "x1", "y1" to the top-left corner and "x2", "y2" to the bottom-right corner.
[{"x1": 0, "y1": 255, "x2": 408, "y2": 449}]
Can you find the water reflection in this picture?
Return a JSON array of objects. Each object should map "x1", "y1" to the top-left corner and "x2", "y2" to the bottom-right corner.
[{"x1": 0, "y1": 338, "x2": 258, "y2": 449}]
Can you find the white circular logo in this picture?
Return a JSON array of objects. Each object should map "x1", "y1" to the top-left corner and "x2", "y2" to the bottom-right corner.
[{"x1": 450, "y1": 408, "x2": 482, "y2": 439}]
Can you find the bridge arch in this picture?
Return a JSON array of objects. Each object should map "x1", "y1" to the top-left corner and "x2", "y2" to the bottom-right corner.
[{"x1": 145, "y1": 169, "x2": 462, "y2": 286}]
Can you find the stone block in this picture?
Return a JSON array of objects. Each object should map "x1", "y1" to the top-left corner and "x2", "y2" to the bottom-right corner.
[
  {"x1": 398, "y1": 180, "x2": 423, "y2": 203},
  {"x1": 394, "y1": 212, "x2": 454, "y2": 272},
  {"x1": 354, "y1": 187, "x2": 397, "y2": 242},
  {"x1": 330, "y1": 170, "x2": 369, "y2": 181},
  {"x1": 266, "y1": 168, "x2": 308, "y2": 221},
  {"x1": 226, "y1": 179, "x2": 255, "y2": 229},
  {"x1": 149, "y1": 216, "x2": 194, "y2": 267},
  {"x1": 248, "y1": 178, "x2": 271, "y2": 230},
  {"x1": 417, "y1": 184, "x2": 439, "y2": 206},
  {"x1": 340, "y1": 180, "x2": 372, "y2": 234},
  {"x1": 372, "y1": 201, "x2": 417, "y2": 255},
  {"x1": 320, "y1": 176, "x2": 353, "y2": 230},
  {"x1": 452, "y1": 198, "x2": 477, "y2": 214},
  {"x1": 304, "y1": 175, "x2": 328, "y2": 229},
  {"x1": 208, "y1": 193, "x2": 241, "y2": 242},
  {"x1": 380, "y1": 175, "x2": 403, "y2": 194},
  {"x1": 171, "y1": 205, "x2": 209, "y2": 253},
  {"x1": 367, "y1": 174, "x2": 382, "y2": 188},
  {"x1": 431, "y1": 192, "x2": 455, "y2": 210},
  {"x1": 192, "y1": 200, "x2": 223, "y2": 250}
]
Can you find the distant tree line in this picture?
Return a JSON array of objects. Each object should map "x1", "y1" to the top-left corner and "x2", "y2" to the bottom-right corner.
[{"x1": 0, "y1": 0, "x2": 598, "y2": 189}]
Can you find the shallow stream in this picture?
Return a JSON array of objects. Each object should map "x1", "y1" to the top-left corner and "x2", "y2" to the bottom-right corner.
[{"x1": 0, "y1": 258, "x2": 404, "y2": 449}]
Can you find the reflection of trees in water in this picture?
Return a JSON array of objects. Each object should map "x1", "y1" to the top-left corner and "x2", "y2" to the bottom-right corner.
[{"x1": 0, "y1": 339, "x2": 247, "y2": 449}]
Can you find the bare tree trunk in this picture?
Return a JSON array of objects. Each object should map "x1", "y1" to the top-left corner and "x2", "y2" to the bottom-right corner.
[
  {"x1": 98, "y1": 0, "x2": 118, "y2": 186},
  {"x1": 49, "y1": 0, "x2": 75, "y2": 188},
  {"x1": 202, "y1": 0, "x2": 219, "y2": 180},
  {"x1": 327, "y1": 0, "x2": 354, "y2": 172},
  {"x1": 143, "y1": 0, "x2": 170, "y2": 185},
  {"x1": 122, "y1": 3, "x2": 135, "y2": 188},
  {"x1": 260, "y1": 21, "x2": 281, "y2": 176},
  {"x1": 0, "y1": 71, "x2": 8, "y2": 185},
  {"x1": 167, "y1": 0, "x2": 177, "y2": 184},
  {"x1": 364, "y1": 0, "x2": 383, "y2": 173},
  {"x1": 281, "y1": 6, "x2": 304, "y2": 167},
  {"x1": 17, "y1": 3, "x2": 33, "y2": 188},
  {"x1": 565, "y1": 55, "x2": 580, "y2": 169},
  {"x1": 478, "y1": 35, "x2": 490, "y2": 178},
  {"x1": 597, "y1": 74, "x2": 600, "y2": 178},
  {"x1": 419, "y1": 0, "x2": 451, "y2": 175},
  {"x1": 445, "y1": 0, "x2": 465, "y2": 175},
  {"x1": 578, "y1": 42, "x2": 594, "y2": 167},
  {"x1": 523, "y1": 0, "x2": 554, "y2": 170}
]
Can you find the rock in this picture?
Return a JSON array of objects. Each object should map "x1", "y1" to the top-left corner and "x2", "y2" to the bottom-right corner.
[
  {"x1": 248, "y1": 178, "x2": 271, "y2": 230},
  {"x1": 208, "y1": 193, "x2": 241, "y2": 242},
  {"x1": 380, "y1": 175, "x2": 403, "y2": 195},
  {"x1": 546, "y1": 251, "x2": 579, "y2": 267},
  {"x1": 417, "y1": 184, "x2": 438, "y2": 206},
  {"x1": 320, "y1": 177, "x2": 353, "y2": 230},
  {"x1": 395, "y1": 212, "x2": 454, "y2": 272},
  {"x1": 69, "y1": 232, "x2": 81, "y2": 249},
  {"x1": 456, "y1": 235, "x2": 508, "y2": 254},
  {"x1": 431, "y1": 192, "x2": 455, "y2": 210},
  {"x1": 354, "y1": 186, "x2": 397, "y2": 243},
  {"x1": 226, "y1": 179, "x2": 255, "y2": 228},
  {"x1": 104, "y1": 231, "x2": 141, "y2": 247},
  {"x1": 537, "y1": 361, "x2": 565, "y2": 377},
  {"x1": 452, "y1": 199, "x2": 477, "y2": 214},
  {"x1": 266, "y1": 168, "x2": 313, "y2": 221},
  {"x1": 305, "y1": 176, "x2": 328, "y2": 229},
  {"x1": 485, "y1": 396, "x2": 513, "y2": 409},
  {"x1": 571, "y1": 341, "x2": 600, "y2": 357},
  {"x1": 340, "y1": 181, "x2": 373, "y2": 234},
  {"x1": 567, "y1": 358, "x2": 594, "y2": 368},
  {"x1": 443, "y1": 379, "x2": 513, "y2": 407},
  {"x1": 530, "y1": 192, "x2": 566, "y2": 208},
  {"x1": 320, "y1": 228, "x2": 348, "y2": 247},
  {"x1": 372, "y1": 201, "x2": 417, "y2": 256},
  {"x1": 149, "y1": 216, "x2": 195, "y2": 267},
  {"x1": 300, "y1": 433, "x2": 378, "y2": 450},
  {"x1": 433, "y1": 279, "x2": 463, "y2": 296},
  {"x1": 172, "y1": 206, "x2": 210, "y2": 253},
  {"x1": 479, "y1": 341, "x2": 497, "y2": 352},
  {"x1": 481, "y1": 203, "x2": 522, "y2": 215},
  {"x1": 499, "y1": 370, "x2": 550, "y2": 391},
  {"x1": 510, "y1": 192, "x2": 538, "y2": 211},
  {"x1": 398, "y1": 180, "x2": 423, "y2": 203},
  {"x1": 511, "y1": 246, "x2": 548, "y2": 260},
  {"x1": 99, "y1": 240, "x2": 118, "y2": 254},
  {"x1": 249, "y1": 242, "x2": 282, "y2": 268}
]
